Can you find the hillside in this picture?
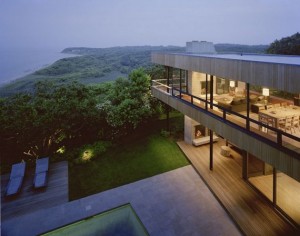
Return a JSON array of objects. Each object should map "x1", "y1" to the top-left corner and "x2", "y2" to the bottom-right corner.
[
  {"x1": 0, "y1": 46, "x2": 184, "y2": 96},
  {"x1": 0, "y1": 44, "x2": 268, "y2": 97}
]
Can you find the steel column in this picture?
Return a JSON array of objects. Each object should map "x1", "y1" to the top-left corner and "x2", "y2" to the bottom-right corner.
[{"x1": 209, "y1": 129, "x2": 213, "y2": 170}]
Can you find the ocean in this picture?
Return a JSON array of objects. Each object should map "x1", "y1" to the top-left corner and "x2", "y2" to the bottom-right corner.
[{"x1": 0, "y1": 48, "x2": 76, "y2": 86}]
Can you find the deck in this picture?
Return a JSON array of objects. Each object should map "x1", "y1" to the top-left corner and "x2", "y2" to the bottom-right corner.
[
  {"x1": 177, "y1": 140, "x2": 299, "y2": 235},
  {"x1": 1, "y1": 161, "x2": 68, "y2": 220}
]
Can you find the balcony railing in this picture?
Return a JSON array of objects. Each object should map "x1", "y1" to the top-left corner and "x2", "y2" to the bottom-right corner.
[{"x1": 152, "y1": 80, "x2": 300, "y2": 158}]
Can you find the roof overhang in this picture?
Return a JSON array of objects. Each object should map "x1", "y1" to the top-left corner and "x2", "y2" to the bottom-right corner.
[{"x1": 151, "y1": 52, "x2": 300, "y2": 94}]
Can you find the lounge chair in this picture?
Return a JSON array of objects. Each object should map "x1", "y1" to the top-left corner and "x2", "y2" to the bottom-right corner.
[
  {"x1": 5, "y1": 162, "x2": 26, "y2": 196},
  {"x1": 33, "y1": 157, "x2": 49, "y2": 189}
]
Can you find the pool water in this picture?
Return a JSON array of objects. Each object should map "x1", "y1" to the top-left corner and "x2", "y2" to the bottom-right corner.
[{"x1": 42, "y1": 204, "x2": 149, "y2": 236}]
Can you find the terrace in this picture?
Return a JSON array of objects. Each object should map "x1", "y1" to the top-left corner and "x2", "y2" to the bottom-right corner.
[
  {"x1": 1, "y1": 165, "x2": 242, "y2": 235},
  {"x1": 1, "y1": 161, "x2": 68, "y2": 220},
  {"x1": 177, "y1": 139, "x2": 300, "y2": 234}
]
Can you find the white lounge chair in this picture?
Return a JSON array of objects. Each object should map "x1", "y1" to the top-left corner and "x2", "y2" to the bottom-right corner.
[
  {"x1": 5, "y1": 162, "x2": 26, "y2": 196},
  {"x1": 33, "y1": 157, "x2": 49, "y2": 188}
]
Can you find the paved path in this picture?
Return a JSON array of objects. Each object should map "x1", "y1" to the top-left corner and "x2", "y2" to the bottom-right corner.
[{"x1": 2, "y1": 165, "x2": 241, "y2": 236}]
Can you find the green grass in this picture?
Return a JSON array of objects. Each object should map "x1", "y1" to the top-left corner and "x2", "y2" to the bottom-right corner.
[{"x1": 69, "y1": 118, "x2": 188, "y2": 200}]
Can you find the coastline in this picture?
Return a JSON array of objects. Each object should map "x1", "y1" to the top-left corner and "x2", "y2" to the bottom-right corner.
[{"x1": 0, "y1": 49, "x2": 78, "y2": 87}]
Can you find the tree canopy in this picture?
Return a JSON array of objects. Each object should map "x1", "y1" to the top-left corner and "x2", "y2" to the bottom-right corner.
[
  {"x1": 98, "y1": 68, "x2": 157, "y2": 137},
  {"x1": 0, "y1": 69, "x2": 160, "y2": 169},
  {"x1": 0, "y1": 82, "x2": 105, "y2": 164},
  {"x1": 266, "y1": 32, "x2": 300, "y2": 55}
]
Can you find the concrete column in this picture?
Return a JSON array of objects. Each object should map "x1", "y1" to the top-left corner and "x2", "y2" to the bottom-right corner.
[
  {"x1": 184, "y1": 116, "x2": 199, "y2": 144},
  {"x1": 209, "y1": 129, "x2": 213, "y2": 170}
]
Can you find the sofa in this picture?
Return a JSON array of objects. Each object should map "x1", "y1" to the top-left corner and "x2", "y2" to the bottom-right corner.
[
  {"x1": 217, "y1": 94, "x2": 264, "y2": 113},
  {"x1": 217, "y1": 97, "x2": 247, "y2": 112}
]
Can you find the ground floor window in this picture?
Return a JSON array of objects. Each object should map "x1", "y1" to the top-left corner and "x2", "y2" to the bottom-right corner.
[{"x1": 248, "y1": 155, "x2": 300, "y2": 226}]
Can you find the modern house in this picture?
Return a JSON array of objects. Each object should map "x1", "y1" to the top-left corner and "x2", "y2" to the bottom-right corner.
[{"x1": 151, "y1": 41, "x2": 300, "y2": 229}]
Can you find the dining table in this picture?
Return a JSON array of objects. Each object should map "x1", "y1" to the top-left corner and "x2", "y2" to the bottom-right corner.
[{"x1": 258, "y1": 105, "x2": 300, "y2": 129}]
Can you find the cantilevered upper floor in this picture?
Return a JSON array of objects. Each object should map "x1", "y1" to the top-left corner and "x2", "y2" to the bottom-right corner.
[{"x1": 151, "y1": 45, "x2": 300, "y2": 182}]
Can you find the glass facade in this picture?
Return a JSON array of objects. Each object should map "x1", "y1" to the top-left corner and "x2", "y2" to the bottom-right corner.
[{"x1": 248, "y1": 157, "x2": 300, "y2": 226}]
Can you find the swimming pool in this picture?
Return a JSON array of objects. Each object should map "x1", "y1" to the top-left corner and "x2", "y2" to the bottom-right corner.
[{"x1": 42, "y1": 204, "x2": 149, "y2": 236}]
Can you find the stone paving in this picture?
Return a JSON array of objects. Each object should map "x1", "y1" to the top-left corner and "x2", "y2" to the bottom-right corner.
[{"x1": 2, "y1": 165, "x2": 241, "y2": 236}]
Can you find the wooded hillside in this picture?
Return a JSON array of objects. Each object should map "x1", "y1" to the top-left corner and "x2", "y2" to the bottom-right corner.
[
  {"x1": 266, "y1": 32, "x2": 300, "y2": 55},
  {"x1": 0, "y1": 44, "x2": 268, "y2": 97}
]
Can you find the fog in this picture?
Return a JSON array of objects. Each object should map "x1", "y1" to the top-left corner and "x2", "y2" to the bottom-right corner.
[{"x1": 1, "y1": 0, "x2": 299, "y2": 50}]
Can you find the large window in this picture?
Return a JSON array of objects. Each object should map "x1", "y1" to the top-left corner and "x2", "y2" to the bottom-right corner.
[
  {"x1": 277, "y1": 171, "x2": 300, "y2": 225},
  {"x1": 249, "y1": 157, "x2": 300, "y2": 226}
]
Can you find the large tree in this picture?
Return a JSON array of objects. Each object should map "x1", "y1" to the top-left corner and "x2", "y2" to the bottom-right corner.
[{"x1": 99, "y1": 68, "x2": 158, "y2": 138}]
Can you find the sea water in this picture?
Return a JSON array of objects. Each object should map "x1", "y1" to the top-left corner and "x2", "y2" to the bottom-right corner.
[{"x1": 0, "y1": 48, "x2": 76, "y2": 86}]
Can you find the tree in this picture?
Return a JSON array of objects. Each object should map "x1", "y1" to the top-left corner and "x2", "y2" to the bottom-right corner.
[
  {"x1": 99, "y1": 68, "x2": 158, "y2": 138},
  {"x1": 266, "y1": 32, "x2": 300, "y2": 55}
]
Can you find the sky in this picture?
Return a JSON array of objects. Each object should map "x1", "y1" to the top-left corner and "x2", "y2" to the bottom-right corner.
[{"x1": 0, "y1": 0, "x2": 299, "y2": 50}]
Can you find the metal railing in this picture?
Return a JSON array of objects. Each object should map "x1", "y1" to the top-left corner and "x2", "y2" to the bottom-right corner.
[{"x1": 151, "y1": 80, "x2": 300, "y2": 158}]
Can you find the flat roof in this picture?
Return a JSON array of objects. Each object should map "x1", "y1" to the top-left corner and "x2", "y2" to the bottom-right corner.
[
  {"x1": 152, "y1": 52, "x2": 300, "y2": 93},
  {"x1": 164, "y1": 52, "x2": 300, "y2": 66}
]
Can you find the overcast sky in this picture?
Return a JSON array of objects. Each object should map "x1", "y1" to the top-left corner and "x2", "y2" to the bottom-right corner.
[{"x1": 0, "y1": 0, "x2": 299, "y2": 50}]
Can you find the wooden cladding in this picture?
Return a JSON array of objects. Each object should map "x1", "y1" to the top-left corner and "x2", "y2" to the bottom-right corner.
[
  {"x1": 152, "y1": 87, "x2": 300, "y2": 182},
  {"x1": 151, "y1": 53, "x2": 300, "y2": 93}
]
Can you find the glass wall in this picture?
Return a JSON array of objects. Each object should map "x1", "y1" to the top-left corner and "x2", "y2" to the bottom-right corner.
[
  {"x1": 248, "y1": 156, "x2": 273, "y2": 202},
  {"x1": 277, "y1": 171, "x2": 300, "y2": 225},
  {"x1": 248, "y1": 156, "x2": 300, "y2": 226}
]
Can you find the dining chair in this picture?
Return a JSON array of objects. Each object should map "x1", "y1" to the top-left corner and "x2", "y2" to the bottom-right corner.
[
  {"x1": 260, "y1": 115, "x2": 273, "y2": 133},
  {"x1": 266, "y1": 105, "x2": 273, "y2": 110},
  {"x1": 278, "y1": 117, "x2": 286, "y2": 132},
  {"x1": 292, "y1": 115, "x2": 300, "y2": 132},
  {"x1": 284, "y1": 116, "x2": 293, "y2": 133},
  {"x1": 281, "y1": 102, "x2": 287, "y2": 107}
]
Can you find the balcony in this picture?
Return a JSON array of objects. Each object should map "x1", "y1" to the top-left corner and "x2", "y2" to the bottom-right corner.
[{"x1": 151, "y1": 78, "x2": 300, "y2": 158}]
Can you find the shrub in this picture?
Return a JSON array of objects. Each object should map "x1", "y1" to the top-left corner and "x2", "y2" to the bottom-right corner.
[
  {"x1": 69, "y1": 141, "x2": 111, "y2": 165},
  {"x1": 160, "y1": 129, "x2": 170, "y2": 138}
]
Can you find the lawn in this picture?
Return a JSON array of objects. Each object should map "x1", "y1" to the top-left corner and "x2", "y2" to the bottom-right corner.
[{"x1": 68, "y1": 117, "x2": 189, "y2": 200}]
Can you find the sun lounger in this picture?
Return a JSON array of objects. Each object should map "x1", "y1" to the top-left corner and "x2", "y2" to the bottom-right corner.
[
  {"x1": 33, "y1": 157, "x2": 49, "y2": 188},
  {"x1": 5, "y1": 162, "x2": 26, "y2": 196}
]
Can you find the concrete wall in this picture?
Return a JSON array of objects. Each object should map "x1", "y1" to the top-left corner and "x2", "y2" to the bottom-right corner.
[
  {"x1": 186, "y1": 41, "x2": 216, "y2": 54},
  {"x1": 188, "y1": 71, "x2": 216, "y2": 97},
  {"x1": 184, "y1": 116, "x2": 200, "y2": 144}
]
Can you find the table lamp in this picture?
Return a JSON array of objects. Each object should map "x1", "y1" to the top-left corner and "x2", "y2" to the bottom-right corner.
[{"x1": 262, "y1": 88, "x2": 269, "y2": 105}]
